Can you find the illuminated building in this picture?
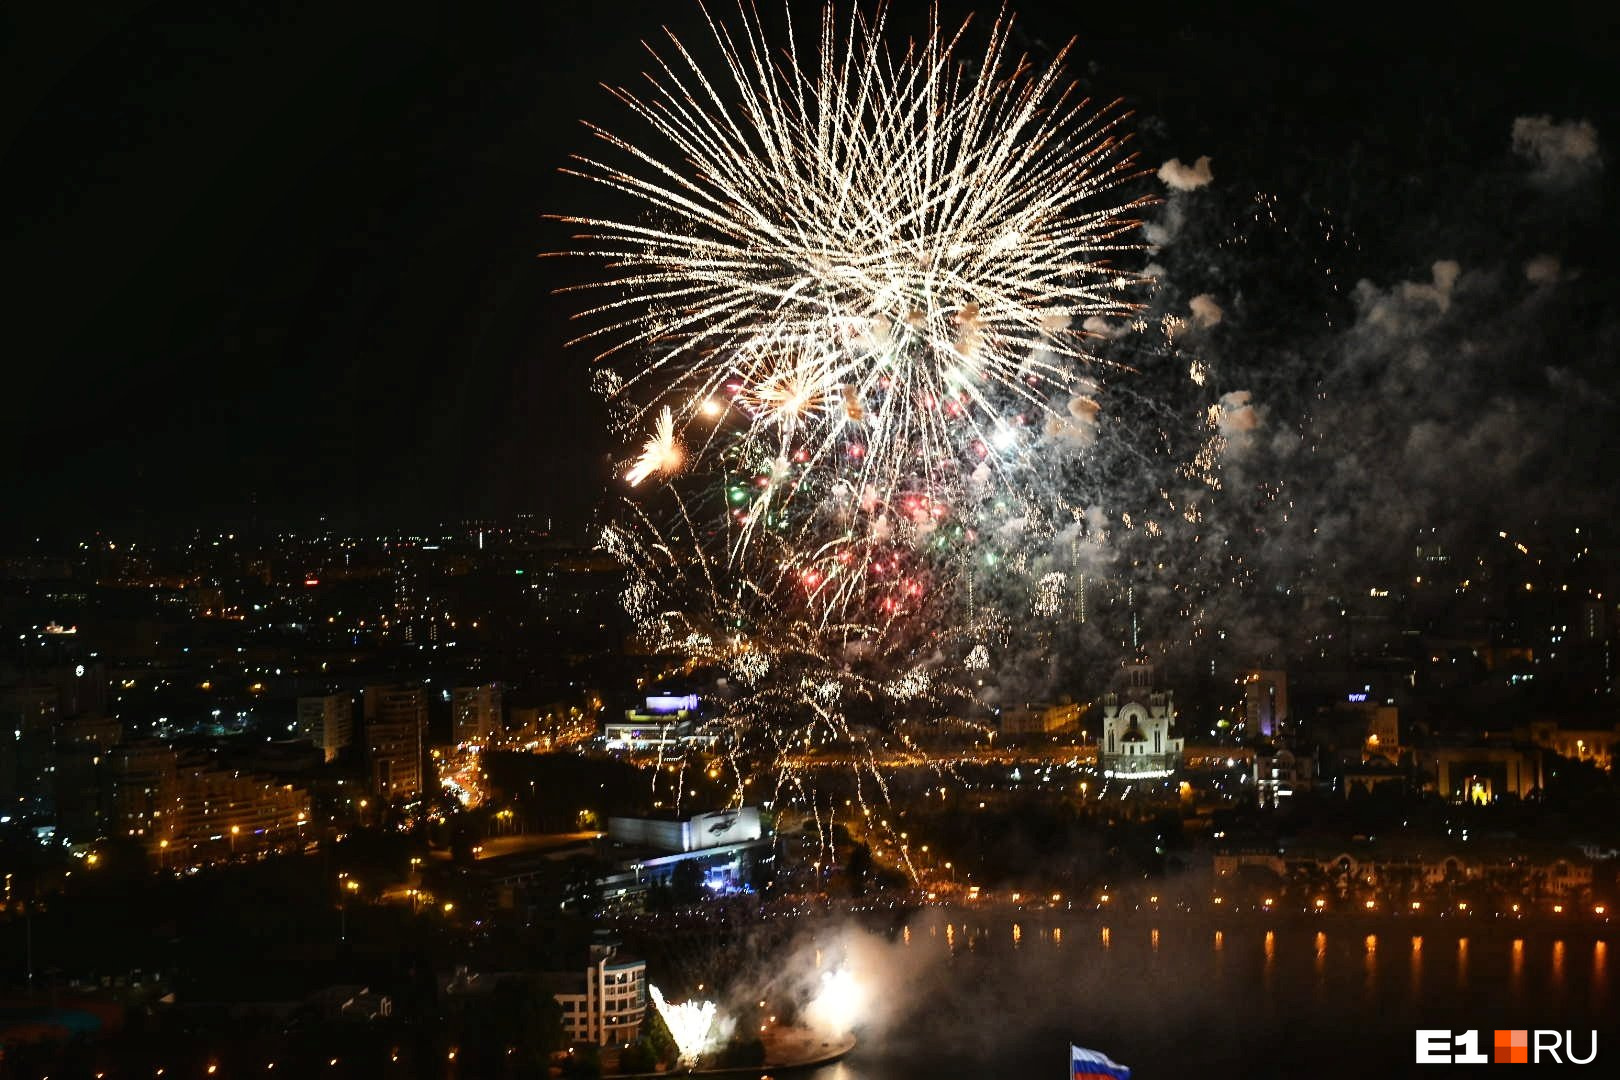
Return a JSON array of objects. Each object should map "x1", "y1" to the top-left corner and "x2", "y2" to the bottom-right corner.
[
  {"x1": 1214, "y1": 842, "x2": 1593, "y2": 898},
  {"x1": 1099, "y1": 662, "x2": 1183, "y2": 779},
  {"x1": 602, "y1": 716, "x2": 686, "y2": 750},
  {"x1": 1341, "y1": 699, "x2": 1400, "y2": 761},
  {"x1": 50, "y1": 661, "x2": 107, "y2": 721},
  {"x1": 1243, "y1": 669, "x2": 1289, "y2": 738},
  {"x1": 609, "y1": 807, "x2": 763, "y2": 853},
  {"x1": 1526, "y1": 720, "x2": 1618, "y2": 771},
  {"x1": 487, "y1": 809, "x2": 773, "y2": 906},
  {"x1": 52, "y1": 715, "x2": 120, "y2": 838},
  {"x1": 440, "y1": 938, "x2": 646, "y2": 1047},
  {"x1": 996, "y1": 701, "x2": 1080, "y2": 736},
  {"x1": 0, "y1": 684, "x2": 59, "y2": 817},
  {"x1": 608, "y1": 808, "x2": 772, "y2": 897},
  {"x1": 1417, "y1": 745, "x2": 1543, "y2": 803},
  {"x1": 296, "y1": 692, "x2": 354, "y2": 763},
  {"x1": 1254, "y1": 746, "x2": 1315, "y2": 808},
  {"x1": 363, "y1": 684, "x2": 426, "y2": 800},
  {"x1": 604, "y1": 694, "x2": 700, "y2": 750},
  {"x1": 110, "y1": 741, "x2": 177, "y2": 846},
  {"x1": 510, "y1": 702, "x2": 597, "y2": 750},
  {"x1": 170, "y1": 758, "x2": 311, "y2": 857},
  {"x1": 111, "y1": 741, "x2": 311, "y2": 857},
  {"x1": 548, "y1": 938, "x2": 647, "y2": 1046},
  {"x1": 452, "y1": 683, "x2": 503, "y2": 746}
]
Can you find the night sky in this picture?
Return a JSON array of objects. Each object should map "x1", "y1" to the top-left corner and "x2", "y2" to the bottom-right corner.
[{"x1": 5, "y1": 1, "x2": 1617, "y2": 540}]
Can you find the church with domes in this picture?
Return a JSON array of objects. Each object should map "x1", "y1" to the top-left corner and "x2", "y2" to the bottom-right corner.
[{"x1": 1099, "y1": 661, "x2": 1183, "y2": 779}]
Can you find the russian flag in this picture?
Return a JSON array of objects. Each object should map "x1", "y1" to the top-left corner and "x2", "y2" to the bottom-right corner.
[{"x1": 1072, "y1": 1044, "x2": 1131, "y2": 1080}]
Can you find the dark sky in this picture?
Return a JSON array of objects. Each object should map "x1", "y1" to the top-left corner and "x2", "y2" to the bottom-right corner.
[{"x1": 4, "y1": 1, "x2": 1616, "y2": 540}]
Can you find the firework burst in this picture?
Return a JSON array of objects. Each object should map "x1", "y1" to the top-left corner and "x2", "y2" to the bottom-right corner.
[
  {"x1": 560, "y1": 2, "x2": 1151, "y2": 578},
  {"x1": 561, "y1": 1, "x2": 1160, "y2": 862}
]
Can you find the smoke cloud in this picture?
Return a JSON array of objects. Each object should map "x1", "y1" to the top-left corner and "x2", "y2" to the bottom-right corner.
[
  {"x1": 1523, "y1": 253, "x2": 1564, "y2": 285},
  {"x1": 1511, "y1": 115, "x2": 1601, "y2": 187},
  {"x1": 1081, "y1": 315, "x2": 1131, "y2": 340},
  {"x1": 1188, "y1": 294, "x2": 1224, "y2": 328},
  {"x1": 1157, "y1": 155, "x2": 1214, "y2": 191},
  {"x1": 1216, "y1": 390, "x2": 1259, "y2": 435}
]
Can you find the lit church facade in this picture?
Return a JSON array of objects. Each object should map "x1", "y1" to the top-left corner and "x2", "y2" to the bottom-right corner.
[{"x1": 1099, "y1": 663, "x2": 1183, "y2": 779}]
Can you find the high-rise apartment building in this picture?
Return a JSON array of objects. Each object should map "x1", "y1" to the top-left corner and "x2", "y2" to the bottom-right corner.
[
  {"x1": 110, "y1": 741, "x2": 310, "y2": 859},
  {"x1": 452, "y1": 683, "x2": 502, "y2": 746},
  {"x1": 363, "y1": 684, "x2": 427, "y2": 801},
  {"x1": 297, "y1": 692, "x2": 355, "y2": 763}
]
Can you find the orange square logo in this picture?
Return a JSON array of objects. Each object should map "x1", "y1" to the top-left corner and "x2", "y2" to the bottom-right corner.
[{"x1": 1494, "y1": 1029, "x2": 1528, "y2": 1064}]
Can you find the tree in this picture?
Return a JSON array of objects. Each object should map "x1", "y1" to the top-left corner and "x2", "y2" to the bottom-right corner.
[
  {"x1": 846, "y1": 842, "x2": 873, "y2": 897},
  {"x1": 480, "y1": 977, "x2": 565, "y2": 1072},
  {"x1": 637, "y1": 1004, "x2": 679, "y2": 1068},
  {"x1": 450, "y1": 813, "x2": 478, "y2": 864},
  {"x1": 744, "y1": 846, "x2": 775, "y2": 894},
  {"x1": 669, "y1": 860, "x2": 706, "y2": 906},
  {"x1": 644, "y1": 879, "x2": 674, "y2": 914},
  {"x1": 619, "y1": 1041, "x2": 657, "y2": 1073},
  {"x1": 561, "y1": 1043, "x2": 603, "y2": 1078}
]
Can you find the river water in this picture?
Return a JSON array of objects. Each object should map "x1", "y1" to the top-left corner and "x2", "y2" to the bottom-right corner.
[{"x1": 786, "y1": 913, "x2": 1615, "y2": 1078}]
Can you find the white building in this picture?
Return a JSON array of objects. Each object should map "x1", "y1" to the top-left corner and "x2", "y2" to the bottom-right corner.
[
  {"x1": 1255, "y1": 746, "x2": 1315, "y2": 808},
  {"x1": 602, "y1": 716, "x2": 686, "y2": 750},
  {"x1": 1099, "y1": 662, "x2": 1183, "y2": 779},
  {"x1": 550, "y1": 939, "x2": 646, "y2": 1046},
  {"x1": 603, "y1": 694, "x2": 701, "y2": 750}
]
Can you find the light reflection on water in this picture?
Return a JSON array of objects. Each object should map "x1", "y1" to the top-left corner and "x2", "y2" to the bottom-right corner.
[
  {"x1": 1410, "y1": 935, "x2": 1423, "y2": 1000},
  {"x1": 790, "y1": 918, "x2": 1609, "y2": 1080}
]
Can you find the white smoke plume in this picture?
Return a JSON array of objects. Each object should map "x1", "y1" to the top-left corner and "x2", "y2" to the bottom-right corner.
[
  {"x1": 1188, "y1": 293, "x2": 1224, "y2": 328},
  {"x1": 1523, "y1": 253, "x2": 1564, "y2": 285},
  {"x1": 1217, "y1": 390, "x2": 1260, "y2": 435},
  {"x1": 1082, "y1": 315, "x2": 1131, "y2": 340},
  {"x1": 1044, "y1": 395, "x2": 1102, "y2": 445},
  {"x1": 1511, "y1": 115, "x2": 1601, "y2": 187},
  {"x1": 1157, "y1": 155, "x2": 1213, "y2": 191},
  {"x1": 1358, "y1": 259, "x2": 1462, "y2": 332}
]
